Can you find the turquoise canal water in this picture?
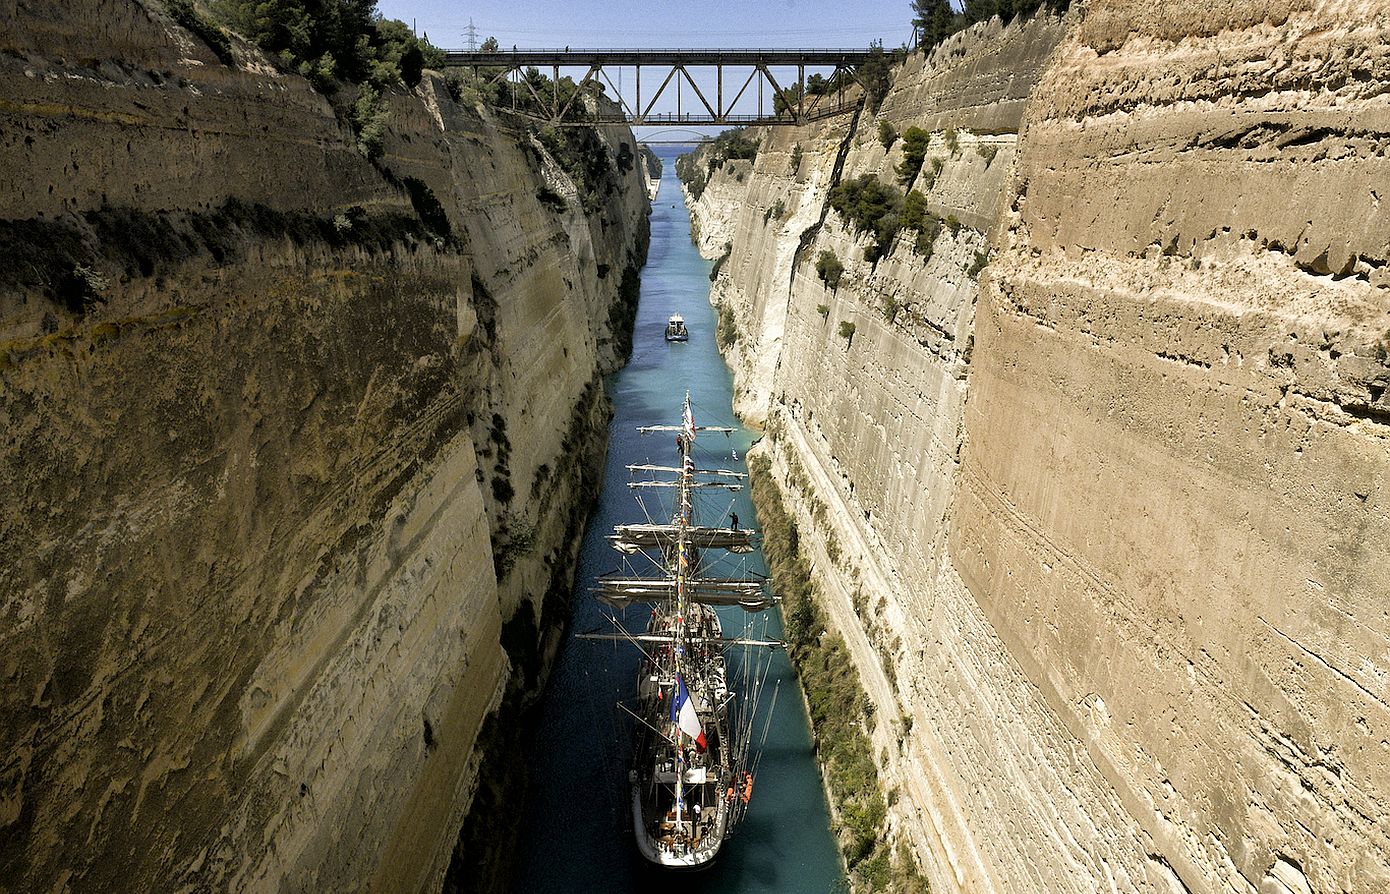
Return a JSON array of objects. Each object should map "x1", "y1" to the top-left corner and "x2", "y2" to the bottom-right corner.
[{"x1": 511, "y1": 147, "x2": 845, "y2": 893}]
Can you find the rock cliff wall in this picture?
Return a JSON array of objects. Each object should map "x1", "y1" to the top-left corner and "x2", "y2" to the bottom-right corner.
[
  {"x1": 687, "y1": 4, "x2": 1390, "y2": 892},
  {"x1": 0, "y1": 2, "x2": 649, "y2": 891}
]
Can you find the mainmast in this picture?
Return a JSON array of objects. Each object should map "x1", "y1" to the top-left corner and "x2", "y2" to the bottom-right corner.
[{"x1": 673, "y1": 391, "x2": 694, "y2": 834}]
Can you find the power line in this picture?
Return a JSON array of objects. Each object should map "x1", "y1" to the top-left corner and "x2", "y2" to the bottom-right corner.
[{"x1": 463, "y1": 17, "x2": 479, "y2": 51}]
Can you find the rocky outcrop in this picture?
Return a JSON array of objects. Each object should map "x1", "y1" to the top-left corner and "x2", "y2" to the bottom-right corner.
[
  {"x1": 640, "y1": 144, "x2": 663, "y2": 200},
  {"x1": 687, "y1": 4, "x2": 1390, "y2": 892},
  {"x1": 0, "y1": 2, "x2": 649, "y2": 891}
]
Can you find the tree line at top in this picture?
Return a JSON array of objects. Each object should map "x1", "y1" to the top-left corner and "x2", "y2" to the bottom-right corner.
[
  {"x1": 851, "y1": 0, "x2": 1071, "y2": 113},
  {"x1": 912, "y1": 0, "x2": 1071, "y2": 50},
  {"x1": 172, "y1": 0, "x2": 441, "y2": 92}
]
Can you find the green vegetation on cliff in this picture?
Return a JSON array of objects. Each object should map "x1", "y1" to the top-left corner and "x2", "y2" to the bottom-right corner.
[
  {"x1": 828, "y1": 174, "x2": 943, "y2": 264},
  {"x1": 168, "y1": 0, "x2": 236, "y2": 65},
  {"x1": 878, "y1": 121, "x2": 898, "y2": 150},
  {"x1": 450, "y1": 65, "x2": 610, "y2": 124},
  {"x1": 674, "y1": 152, "x2": 707, "y2": 200},
  {"x1": 750, "y1": 454, "x2": 928, "y2": 892},
  {"x1": 211, "y1": 0, "x2": 441, "y2": 90},
  {"x1": 816, "y1": 249, "x2": 844, "y2": 290},
  {"x1": 640, "y1": 145, "x2": 663, "y2": 181},
  {"x1": 185, "y1": 1, "x2": 444, "y2": 157},
  {"x1": 856, "y1": 42, "x2": 901, "y2": 111},
  {"x1": 535, "y1": 125, "x2": 629, "y2": 213},
  {"x1": 896, "y1": 127, "x2": 931, "y2": 186},
  {"x1": 715, "y1": 294, "x2": 740, "y2": 350},
  {"x1": 900, "y1": 189, "x2": 941, "y2": 257},
  {"x1": 829, "y1": 175, "x2": 901, "y2": 263},
  {"x1": 675, "y1": 129, "x2": 759, "y2": 200},
  {"x1": 776, "y1": 64, "x2": 863, "y2": 116}
]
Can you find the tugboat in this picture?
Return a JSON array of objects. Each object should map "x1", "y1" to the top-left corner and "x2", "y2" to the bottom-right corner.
[
  {"x1": 665, "y1": 314, "x2": 689, "y2": 342},
  {"x1": 582, "y1": 394, "x2": 780, "y2": 868}
]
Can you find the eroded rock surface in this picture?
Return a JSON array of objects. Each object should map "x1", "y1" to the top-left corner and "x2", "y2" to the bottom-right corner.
[
  {"x1": 0, "y1": 1, "x2": 649, "y2": 890},
  {"x1": 688, "y1": 3, "x2": 1390, "y2": 891}
]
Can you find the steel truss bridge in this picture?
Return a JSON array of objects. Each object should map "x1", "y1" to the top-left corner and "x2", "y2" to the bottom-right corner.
[{"x1": 439, "y1": 48, "x2": 873, "y2": 126}]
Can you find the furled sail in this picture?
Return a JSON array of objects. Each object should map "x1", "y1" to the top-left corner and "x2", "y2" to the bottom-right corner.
[
  {"x1": 625, "y1": 464, "x2": 747, "y2": 479},
  {"x1": 609, "y1": 523, "x2": 755, "y2": 554},
  {"x1": 628, "y1": 481, "x2": 743, "y2": 491},
  {"x1": 595, "y1": 576, "x2": 777, "y2": 611},
  {"x1": 578, "y1": 631, "x2": 784, "y2": 648}
]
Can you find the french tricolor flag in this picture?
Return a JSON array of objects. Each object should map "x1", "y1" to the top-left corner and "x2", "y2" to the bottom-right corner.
[{"x1": 670, "y1": 673, "x2": 707, "y2": 751}]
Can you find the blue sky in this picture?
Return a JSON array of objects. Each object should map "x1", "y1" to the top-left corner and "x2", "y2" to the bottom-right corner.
[
  {"x1": 377, "y1": 1, "x2": 915, "y2": 51},
  {"x1": 378, "y1": 0, "x2": 915, "y2": 139}
]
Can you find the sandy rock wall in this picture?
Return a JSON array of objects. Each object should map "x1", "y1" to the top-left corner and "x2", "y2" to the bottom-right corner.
[
  {"x1": 958, "y1": 2, "x2": 1390, "y2": 891},
  {"x1": 0, "y1": 0, "x2": 386, "y2": 227},
  {"x1": 688, "y1": 14, "x2": 1114, "y2": 890},
  {"x1": 0, "y1": 2, "x2": 649, "y2": 891},
  {"x1": 688, "y1": 3, "x2": 1390, "y2": 892},
  {"x1": 687, "y1": 135, "x2": 840, "y2": 423}
]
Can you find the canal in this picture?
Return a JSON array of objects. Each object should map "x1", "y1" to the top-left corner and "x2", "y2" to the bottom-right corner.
[{"x1": 511, "y1": 146, "x2": 844, "y2": 893}]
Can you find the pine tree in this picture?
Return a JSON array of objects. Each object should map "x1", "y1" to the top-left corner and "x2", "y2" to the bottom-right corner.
[
  {"x1": 911, "y1": 0, "x2": 957, "y2": 48},
  {"x1": 963, "y1": 0, "x2": 1001, "y2": 25}
]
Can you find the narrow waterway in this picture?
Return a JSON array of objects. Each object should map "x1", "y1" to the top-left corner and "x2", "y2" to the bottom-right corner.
[{"x1": 511, "y1": 147, "x2": 844, "y2": 893}]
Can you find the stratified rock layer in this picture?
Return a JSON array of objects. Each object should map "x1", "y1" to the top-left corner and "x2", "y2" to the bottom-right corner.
[
  {"x1": 0, "y1": 1, "x2": 649, "y2": 891},
  {"x1": 688, "y1": 4, "x2": 1390, "y2": 892},
  {"x1": 962, "y1": 3, "x2": 1390, "y2": 891}
]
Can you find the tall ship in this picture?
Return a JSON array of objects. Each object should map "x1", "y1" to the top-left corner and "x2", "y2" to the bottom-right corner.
[{"x1": 582, "y1": 393, "x2": 781, "y2": 869}]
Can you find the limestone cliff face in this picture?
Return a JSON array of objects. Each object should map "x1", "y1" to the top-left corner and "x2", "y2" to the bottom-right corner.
[
  {"x1": 963, "y1": 4, "x2": 1390, "y2": 891},
  {"x1": 0, "y1": 2, "x2": 649, "y2": 891},
  {"x1": 688, "y1": 4, "x2": 1390, "y2": 892}
]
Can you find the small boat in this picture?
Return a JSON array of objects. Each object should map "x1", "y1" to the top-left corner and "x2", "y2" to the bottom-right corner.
[{"x1": 665, "y1": 314, "x2": 689, "y2": 342}]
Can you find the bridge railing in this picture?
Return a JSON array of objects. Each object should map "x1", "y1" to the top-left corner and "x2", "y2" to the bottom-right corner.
[{"x1": 440, "y1": 47, "x2": 876, "y2": 62}]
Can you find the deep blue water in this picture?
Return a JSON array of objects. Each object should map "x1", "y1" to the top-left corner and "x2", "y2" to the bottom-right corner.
[{"x1": 510, "y1": 147, "x2": 844, "y2": 893}]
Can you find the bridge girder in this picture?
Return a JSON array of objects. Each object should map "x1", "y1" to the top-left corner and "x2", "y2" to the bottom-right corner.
[{"x1": 438, "y1": 48, "x2": 871, "y2": 126}]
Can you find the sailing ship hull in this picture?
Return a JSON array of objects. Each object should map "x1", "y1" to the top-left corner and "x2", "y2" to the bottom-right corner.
[
  {"x1": 628, "y1": 603, "x2": 735, "y2": 868},
  {"x1": 631, "y1": 787, "x2": 730, "y2": 868}
]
